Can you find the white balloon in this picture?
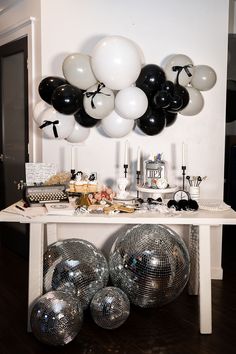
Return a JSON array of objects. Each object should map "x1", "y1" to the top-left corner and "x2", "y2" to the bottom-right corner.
[
  {"x1": 33, "y1": 101, "x2": 50, "y2": 124},
  {"x1": 83, "y1": 83, "x2": 114, "y2": 119},
  {"x1": 66, "y1": 122, "x2": 90, "y2": 143},
  {"x1": 115, "y1": 87, "x2": 148, "y2": 120},
  {"x1": 62, "y1": 53, "x2": 97, "y2": 90},
  {"x1": 164, "y1": 54, "x2": 194, "y2": 86},
  {"x1": 91, "y1": 35, "x2": 142, "y2": 90},
  {"x1": 191, "y1": 65, "x2": 217, "y2": 91},
  {"x1": 128, "y1": 38, "x2": 145, "y2": 65},
  {"x1": 180, "y1": 87, "x2": 204, "y2": 116},
  {"x1": 39, "y1": 107, "x2": 75, "y2": 139},
  {"x1": 101, "y1": 110, "x2": 134, "y2": 138}
]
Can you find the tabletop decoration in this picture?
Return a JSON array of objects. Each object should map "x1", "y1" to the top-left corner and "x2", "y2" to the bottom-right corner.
[{"x1": 33, "y1": 35, "x2": 216, "y2": 141}]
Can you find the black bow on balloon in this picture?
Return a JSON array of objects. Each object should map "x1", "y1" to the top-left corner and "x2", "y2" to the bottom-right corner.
[
  {"x1": 172, "y1": 64, "x2": 193, "y2": 84},
  {"x1": 39, "y1": 120, "x2": 59, "y2": 138},
  {"x1": 85, "y1": 82, "x2": 111, "y2": 109}
]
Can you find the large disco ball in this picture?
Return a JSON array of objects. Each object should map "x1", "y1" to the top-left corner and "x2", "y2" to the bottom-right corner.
[
  {"x1": 30, "y1": 290, "x2": 83, "y2": 346},
  {"x1": 43, "y1": 239, "x2": 109, "y2": 309},
  {"x1": 90, "y1": 286, "x2": 130, "y2": 329},
  {"x1": 109, "y1": 224, "x2": 190, "y2": 307}
]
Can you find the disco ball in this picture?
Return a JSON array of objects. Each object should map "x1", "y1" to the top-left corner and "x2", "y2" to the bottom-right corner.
[
  {"x1": 43, "y1": 239, "x2": 109, "y2": 309},
  {"x1": 109, "y1": 224, "x2": 190, "y2": 307},
  {"x1": 30, "y1": 290, "x2": 83, "y2": 346},
  {"x1": 90, "y1": 286, "x2": 130, "y2": 329}
]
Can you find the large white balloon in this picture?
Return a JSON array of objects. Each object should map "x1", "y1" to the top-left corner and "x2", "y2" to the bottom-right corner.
[
  {"x1": 191, "y1": 65, "x2": 217, "y2": 91},
  {"x1": 91, "y1": 36, "x2": 142, "y2": 90},
  {"x1": 66, "y1": 122, "x2": 90, "y2": 143},
  {"x1": 33, "y1": 101, "x2": 50, "y2": 124},
  {"x1": 62, "y1": 53, "x2": 97, "y2": 90},
  {"x1": 101, "y1": 110, "x2": 134, "y2": 138},
  {"x1": 115, "y1": 87, "x2": 148, "y2": 120},
  {"x1": 83, "y1": 83, "x2": 114, "y2": 119},
  {"x1": 39, "y1": 107, "x2": 75, "y2": 139},
  {"x1": 180, "y1": 87, "x2": 204, "y2": 116},
  {"x1": 164, "y1": 54, "x2": 194, "y2": 86}
]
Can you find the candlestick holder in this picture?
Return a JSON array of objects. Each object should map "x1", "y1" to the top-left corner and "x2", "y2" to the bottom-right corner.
[
  {"x1": 70, "y1": 169, "x2": 76, "y2": 180},
  {"x1": 136, "y1": 170, "x2": 141, "y2": 198},
  {"x1": 124, "y1": 164, "x2": 128, "y2": 178},
  {"x1": 116, "y1": 177, "x2": 129, "y2": 200},
  {"x1": 182, "y1": 165, "x2": 186, "y2": 190}
]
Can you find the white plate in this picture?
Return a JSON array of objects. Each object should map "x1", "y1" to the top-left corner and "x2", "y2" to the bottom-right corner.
[{"x1": 198, "y1": 200, "x2": 231, "y2": 211}]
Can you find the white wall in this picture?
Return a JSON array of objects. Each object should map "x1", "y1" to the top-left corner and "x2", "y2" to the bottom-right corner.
[{"x1": 40, "y1": 0, "x2": 229, "y2": 201}]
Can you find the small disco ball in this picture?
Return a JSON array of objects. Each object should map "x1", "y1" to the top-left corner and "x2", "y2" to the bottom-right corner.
[
  {"x1": 109, "y1": 224, "x2": 190, "y2": 307},
  {"x1": 30, "y1": 290, "x2": 83, "y2": 346},
  {"x1": 43, "y1": 239, "x2": 109, "y2": 309},
  {"x1": 90, "y1": 286, "x2": 130, "y2": 329}
]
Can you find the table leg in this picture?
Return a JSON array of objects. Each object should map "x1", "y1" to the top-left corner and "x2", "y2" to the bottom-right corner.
[
  {"x1": 27, "y1": 223, "x2": 44, "y2": 331},
  {"x1": 199, "y1": 224, "x2": 212, "y2": 334},
  {"x1": 188, "y1": 225, "x2": 199, "y2": 295}
]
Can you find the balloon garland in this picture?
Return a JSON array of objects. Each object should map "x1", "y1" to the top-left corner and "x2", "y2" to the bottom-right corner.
[{"x1": 34, "y1": 35, "x2": 217, "y2": 142}]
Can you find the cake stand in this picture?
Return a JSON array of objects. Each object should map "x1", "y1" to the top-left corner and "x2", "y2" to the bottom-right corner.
[{"x1": 137, "y1": 185, "x2": 177, "y2": 199}]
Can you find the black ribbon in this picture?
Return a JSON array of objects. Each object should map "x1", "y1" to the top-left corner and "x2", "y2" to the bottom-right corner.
[
  {"x1": 172, "y1": 64, "x2": 193, "y2": 85},
  {"x1": 39, "y1": 120, "x2": 59, "y2": 138},
  {"x1": 85, "y1": 82, "x2": 111, "y2": 109}
]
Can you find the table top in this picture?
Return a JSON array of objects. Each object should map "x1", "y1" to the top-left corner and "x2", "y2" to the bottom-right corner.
[{"x1": 1, "y1": 201, "x2": 236, "y2": 225}]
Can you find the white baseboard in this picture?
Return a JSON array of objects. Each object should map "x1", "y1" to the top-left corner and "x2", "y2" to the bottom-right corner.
[{"x1": 211, "y1": 267, "x2": 223, "y2": 280}]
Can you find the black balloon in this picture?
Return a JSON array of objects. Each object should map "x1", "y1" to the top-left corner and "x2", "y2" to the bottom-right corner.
[
  {"x1": 173, "y1": 84, "x2": 189, "y2": 110},
  {"x1": 165, "y1": 111, "x2": 178, "y2": 127},
  {"x1": 74, "y1": 106, "x2": 98, "y2": 127},
  {"x1": 38, "y1": 76, "x2": 67, "y2": 104},
  {"x1": 152, "y1": 90, "x2": 170, "y2": 109},
  {"x1": 136, "y1": 64, "x2": 166, "y2": 100},
  {"x1": 137, "y1": 107, "x2": 166, "y2": 136},
  {"x1": 168, "y1": 94, "x2": 183, "y2": 111},
  {"x1": 161, "y1": 80, "x2": 175, "y2": 95},
  {"x1": 52, "y1": 84, "x2": 83, "y2": 115}
]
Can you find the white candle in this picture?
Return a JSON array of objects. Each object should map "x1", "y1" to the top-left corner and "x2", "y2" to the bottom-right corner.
[
  {"x1": 137, "y1": 146, "x2": 141, "y2": 171},
  {"x1": 124, "y1": 140, "x2": 128, "y2": 165},
  {"x1": 71, "y1": 145, "x2": 75, "y2": 170},
  {"x1": 182, "y1": 142, "x2": 185, "y2": 166}
]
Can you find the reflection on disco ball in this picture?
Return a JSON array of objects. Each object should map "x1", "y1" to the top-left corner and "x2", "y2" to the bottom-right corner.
[
  {"x1": 43, "y1": 239, "x2": 109, "y2": 309},
  {"x1": 109, "y1": 224, "x2": 190, "y2": 307},
  {"x1": 90, "y1": 286, "x2": 130, "y2": 329},
  {"x1": 30, "y1": 290, "x2": 83, "y2": 346}
]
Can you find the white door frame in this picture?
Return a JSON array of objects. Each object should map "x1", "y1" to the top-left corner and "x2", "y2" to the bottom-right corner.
[{"x1": 0, "y1": 17, "x2": 41, "y2": 162}]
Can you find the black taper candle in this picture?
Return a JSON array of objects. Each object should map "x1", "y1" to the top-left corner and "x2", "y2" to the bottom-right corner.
[
  {"x1": 124, "y1": 164, "x2": 128, "y2": 178},
  {"x1": 182, "y1": 165, "x2": 186, "y2": 190},
  {"x1": 136, "y1": 170, "x2": 141, "y2": 198}
]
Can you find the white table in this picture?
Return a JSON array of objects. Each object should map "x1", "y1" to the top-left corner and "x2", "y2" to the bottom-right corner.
[{"x1": 1, "y1": 204, "x2": 236, "y2": 334}]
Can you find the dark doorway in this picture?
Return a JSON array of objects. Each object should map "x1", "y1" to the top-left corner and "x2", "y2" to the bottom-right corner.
[
  {"x1": 0, "y1": 36, "x2": 29, "y2": 258},
  {"x1": 223, "y1": 33, "x2": 236, "y2": 271}
]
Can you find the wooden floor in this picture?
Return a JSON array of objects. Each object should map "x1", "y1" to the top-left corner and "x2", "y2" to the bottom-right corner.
[{"x1": 0, "y1": 228, "x2": 235, "y2": 354}]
